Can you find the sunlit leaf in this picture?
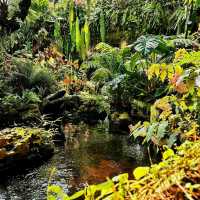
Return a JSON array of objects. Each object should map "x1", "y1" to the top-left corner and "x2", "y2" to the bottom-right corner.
[
  {"x1": 133, "y1": 167, "x2": 150, "y2": 180},
  {"x1": 163, "y1": 148, "x2": 174, "y2": 160}
]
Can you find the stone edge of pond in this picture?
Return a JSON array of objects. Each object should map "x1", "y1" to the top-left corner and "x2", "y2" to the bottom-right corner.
[{"x1": 0, "y1": 127, "x2": 55, "y2": 177}]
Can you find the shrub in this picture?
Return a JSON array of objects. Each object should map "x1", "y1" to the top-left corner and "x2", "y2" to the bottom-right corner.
[{"x1": 7, "y1": 57, "x2": 56, "y2": 96}]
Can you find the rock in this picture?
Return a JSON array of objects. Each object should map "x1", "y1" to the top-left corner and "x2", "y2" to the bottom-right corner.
[
  {"x1": 109, "y1": 112, "x2": 131, "y2": 133},
  {"x1": 43, "y1": 94, "x2": 107, "y2": 124},
  {"x1": 0, "y1": 104, "x2": 41, "y2": 128},
  {"x1": 46, "y1": 90, "x2": 66, "y2": 101},
  {"x1": 42, "y1": 97, "x2": 67, "y2": 115},
  {"x1": 42, "y1": 91, "x2": 77, "y2": 115},
  {"x1": 0, "y1": 127, "x2": 54, "y2": 174},
  {"x1": 62, "y1": 95, "x2": 107, "y2": 124}
]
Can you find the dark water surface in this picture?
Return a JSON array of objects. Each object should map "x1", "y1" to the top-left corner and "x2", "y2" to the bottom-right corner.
[{"x1": 0, "y1": 125, "x2": 150, "y2": 200}]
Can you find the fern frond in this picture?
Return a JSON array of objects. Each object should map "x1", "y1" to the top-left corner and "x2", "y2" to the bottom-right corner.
[
  {"x1": 91, "y1": 68, "x2": 112, "y2": 82},
  {"x1": 157, "y1": 121, "x2": 168, "y2": 141},
  {"x1": 95, "y1": 42, "x2": 115, "y2": 53}
]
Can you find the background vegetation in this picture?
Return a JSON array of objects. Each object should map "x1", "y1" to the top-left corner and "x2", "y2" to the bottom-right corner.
[{"x1": 1, "y1": 0, "x2": 200, "y2": 199}]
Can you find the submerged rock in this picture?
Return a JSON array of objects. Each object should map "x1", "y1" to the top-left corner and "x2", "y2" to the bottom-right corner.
[{"x1": 0, "y1": 127, "x2": 54, "y2": 174}]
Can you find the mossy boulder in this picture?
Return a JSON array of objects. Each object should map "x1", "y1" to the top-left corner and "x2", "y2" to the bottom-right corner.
[
  {"x1": 0, "y1": 91, "x2": 43, "y2": 127},
  {"x1": 0, "y1": 103, "x2": 41, "y2": 127},
  {"x1": 43, "y1": 92, "x2": 108, "y2": 124},
  {"x1": 0, "y1": 127, "x2": 54, "y2": 174}
]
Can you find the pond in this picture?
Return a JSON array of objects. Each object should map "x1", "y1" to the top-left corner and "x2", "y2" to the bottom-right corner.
[{"x1": 0, "y1": 125, "x2": 151, "y2": 200}]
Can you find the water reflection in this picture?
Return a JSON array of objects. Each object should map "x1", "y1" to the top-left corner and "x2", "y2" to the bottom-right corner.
[{"x1": 0, "y1": 125, "x2": 150, "y2": 200}]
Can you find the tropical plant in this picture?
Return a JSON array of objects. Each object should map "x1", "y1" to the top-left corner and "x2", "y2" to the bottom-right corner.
[
  {"x1": 6, "y1": 57, "x2": 56, "y2": 96},
  {"x1": 134, "y1": 35, "x2": 170, "y2": 57},
  {"x1": 88, "y1": 0, "x2": 200, "y2": 44},
  {"x1": 81, "y1": 43, "x2": 127, "y2": 81},
  {"x1": 31, "y1": 0, "x2": 48, "y2": 12},
  {"x1": 0, "y1": 90, "x2": 41, "y2": 106},
  {"x1": 130, "y1": 49, "x2": 200, "y2": 147}
]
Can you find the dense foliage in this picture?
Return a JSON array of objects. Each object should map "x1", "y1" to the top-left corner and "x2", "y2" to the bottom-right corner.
[{"x1": 1, "y1": 0, "x2": 200, "y2": 199}]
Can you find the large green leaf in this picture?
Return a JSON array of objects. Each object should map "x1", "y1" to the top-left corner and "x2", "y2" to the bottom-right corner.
[
  {"x1": 134, "y1": 35, "x2": 169, "y2": 57},
  {"x1": 125, "y1": 52, "x2": 141, "y2": 72},
  {"x1": 146, "y1": 122, "x2": 158, "y2": 142}
]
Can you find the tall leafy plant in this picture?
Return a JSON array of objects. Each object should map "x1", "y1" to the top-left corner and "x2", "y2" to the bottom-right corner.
[
  {"x1": 75, "y1": 17, "x2": 81, "y2": 52},
  {"x1": 84, "y1": 19, "x2": 90, "y2": 52},
  {"x1": 67, "y1": 0, "x2": 91, "y2": 60},
  {"x1": 100, "y1": 10, "x2": 106, "y2": 42},
  {"x1": 54, "y1": 19, "x2": 63, "y2": 51}
]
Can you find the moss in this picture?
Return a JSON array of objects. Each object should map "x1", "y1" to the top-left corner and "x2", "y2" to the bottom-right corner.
[{"x1": 0, "y1": 127, "x2": 54, "y2": 162}]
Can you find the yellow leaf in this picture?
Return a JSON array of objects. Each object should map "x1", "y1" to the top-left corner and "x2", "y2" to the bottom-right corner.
[
  {"x1": 180, "y1": 100, "x2": 188, "y2": 111},
  {"x1": 148, "y1": 65, "x2": 155, "y2": 80},
  {"x1": 175, "y1": 65, "x2": 183, "y2": 75},
  {"x1": 48, "y1": 57, "x2": 55, "y2": 65},
  {"x1": 133, "y1": 167, "x2": 150, "y2": 180},
  {"x1": 167, "y1": 65, "x2": 174, "y2": 80},
  {"x1": 174, "y1": 49, "x2": 188, "y2": 61},
  {"x1": 40, "y1": 60, "x2": 46, "y2": 66},
  {"x1": 150, "y1": 106, "x2": 159, "y2": 122},
  {"x1": 160, "y1": 70, "x2": 167, "y2": 82},
  {"x1": 185, "y1": 128, "x2": 196, "y2": 137},
  {"x1": 161, "y1": 63, "x2": 167, "y2": 69},
  {"x1": 118, "y1": 112, "x2": 130, "y2": 120},
  {"x1": 130, "y1": 183, "x2": 142, "y2": 189},
  {"x1": 159, "y1": 110, "x2": 172, "y2": 120},
  {"x1": 163, "y1": 149, "x2": 174, "y2": 160},
  {"x1": 48, "y1": 185, "x2": 63, "y2": 194},
  {"x1": 154, "y1": 64, "x2": 160, "y2": 77}
]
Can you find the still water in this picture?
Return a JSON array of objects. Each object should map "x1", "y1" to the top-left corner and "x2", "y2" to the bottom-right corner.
[{"x1": 0, "y1": 125, "x2": 150, "y2": 200}]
